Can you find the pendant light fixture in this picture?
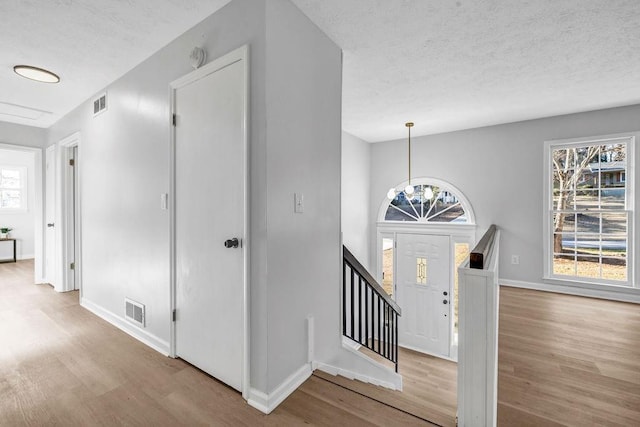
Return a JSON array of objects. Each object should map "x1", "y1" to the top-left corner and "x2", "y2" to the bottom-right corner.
[
  {"x1": 387, "y1": 122, "x2": 415, "y2": 200},
  {"x1": 403, "y1": 122, "x2": 415, "y2": 200}
]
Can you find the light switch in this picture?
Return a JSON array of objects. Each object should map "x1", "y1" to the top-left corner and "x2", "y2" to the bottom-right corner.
[
  {"x1": 161, "y1": 193, "x2": 168, "y2": 210},
  {"x1": 294, "y1": 193, "x2": 304, "y2": 213}
]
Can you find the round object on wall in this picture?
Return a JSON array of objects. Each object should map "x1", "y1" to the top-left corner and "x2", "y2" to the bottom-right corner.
[{"x1": 189, "y1": 47, "x2": 206, "y2": 69}]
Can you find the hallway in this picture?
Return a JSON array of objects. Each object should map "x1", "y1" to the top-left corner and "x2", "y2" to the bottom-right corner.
[{"x1": 0, "y1": 260, "x2": 432, "y2": 426}]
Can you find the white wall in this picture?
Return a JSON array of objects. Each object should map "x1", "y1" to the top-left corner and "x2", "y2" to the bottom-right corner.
[
  {"x1": 341, "y1": 131, "x2": 371, "y2": 269},
  {"x1": 0, "y1": 122, "x2": 44, "y2": 273},
  {"x1": 263, "y1": 0, "x2": 342, "y2": 392},
  {"x1": 370, "y1": 104, "x2": 640, "y2": 296},
  {"x1": 0, "y1": 121, "x2": 46, "y2": 149},
  {"x1": 47, "y1": 0, "x2": 267, "y2": 381},
  {"x1": 45, "y1": 0, "x2": 354, "y2": 403},
  {"x1": 0, "y1": 148, "x2": 36, "y2": 259}
]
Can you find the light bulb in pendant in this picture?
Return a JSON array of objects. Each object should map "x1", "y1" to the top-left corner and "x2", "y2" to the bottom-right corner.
[
  {"x1": 405, "y1": 185, "x2": 415, "y2": 196},
  {"x1": 387, "y1": 188, "x2": 397, "y2": 200},
  {"x1": 423, "y1": 186, "x2": 433, "y2": 200}
]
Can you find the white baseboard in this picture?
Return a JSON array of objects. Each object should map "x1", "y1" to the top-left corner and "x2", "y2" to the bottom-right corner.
[
  {"x1": 80, "y1": 297, "x2": 170, "y2": 355},
  {"x1": 247, "y1": 363, "x2": 312, "y2": 414},
  {"x1": 17, "y1": 254, "x2": 34, "y2": 260},
  {"x1": 500, "y1": 279, "x2": 640, "y2": 304},
  {"x1": 314, "y1": 345, "x2": 403, "y2": 391}
]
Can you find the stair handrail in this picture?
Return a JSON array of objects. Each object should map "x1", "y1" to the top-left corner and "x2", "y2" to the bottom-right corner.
[
  {"x1": 343, "y1": 246, "x2": 401, "y2": 314},
  {"x1": 342, "y1": 245, "x2": 402, "y2": 372}
]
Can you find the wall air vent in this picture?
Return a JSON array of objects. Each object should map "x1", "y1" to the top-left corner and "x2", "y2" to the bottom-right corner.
[
  {"x1": 93, "y1": 92, "x2": 107, "y2": 116},
  {"x1": 125, "y1": 298, "x2": 145, "y2": 327}
]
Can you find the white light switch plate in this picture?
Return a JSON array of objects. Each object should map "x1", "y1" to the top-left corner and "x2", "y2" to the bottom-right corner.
[{"x1": 294, "y1": 193, "x2": 304, "y2": 213}]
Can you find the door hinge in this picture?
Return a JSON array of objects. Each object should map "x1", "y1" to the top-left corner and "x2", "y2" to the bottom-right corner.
[
  {"x1": 172, "y1": 114, "x2": 177, "y2": 126},
  {"x1": 172, "y1": 309, "x2": 176, "y2": 322},
  {"x1": 69, "y1": 159, "x2": 75, "y2": 166},
  {"x1": 70, "y1": 262, "x2": 75, "y2": 270}
]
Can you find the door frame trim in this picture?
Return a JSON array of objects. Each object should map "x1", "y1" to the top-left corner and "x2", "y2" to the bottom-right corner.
[
  {"x1": 168, "y1": 45, "x2": 250, "y2": 400},
  {"x1": 58, "y1": 132, "x2": 82, "y2": 294}
]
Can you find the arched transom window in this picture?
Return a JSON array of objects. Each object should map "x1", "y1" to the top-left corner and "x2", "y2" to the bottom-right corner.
[{"x1": 382, "y1": 181, "x2": 474, "y2": 224}]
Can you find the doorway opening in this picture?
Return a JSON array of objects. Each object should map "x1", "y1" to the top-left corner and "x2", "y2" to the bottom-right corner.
[{"x1": 45, "y1": 132, "x2": 82, "y2": 294}]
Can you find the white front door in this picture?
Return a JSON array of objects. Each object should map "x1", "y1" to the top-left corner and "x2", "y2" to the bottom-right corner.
[
  {"x1": 174, "y1": 50, "x2": 246, "y2": 392},
  {"x1": 396, "y1": 233, "x2": 451, "y2": 357},
  {"x1": 45, "y1": 145, "x2": 56, "y2": 285}
]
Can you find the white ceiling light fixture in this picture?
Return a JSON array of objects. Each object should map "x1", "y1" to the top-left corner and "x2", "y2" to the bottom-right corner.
[{"x1": 13, "y1": 65, "x2": 60, "y2": 83}]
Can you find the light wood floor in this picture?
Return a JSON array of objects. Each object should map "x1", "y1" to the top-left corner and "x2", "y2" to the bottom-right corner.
[
  {"x1": 0, "y1": 260, "x2": 432, "y2": 426},
  {"x1": 317, "y1": 286, "x2": 640, "y2": 427},
  {"x1": 316, "y1": 346, "x2": 457, "y2": 426},
  {"x1": 498, "y1": 286, "x2": 640, "y2": 426},
  {"x1": 3, "y1": 260, "x2": 639, "y2": 426}
]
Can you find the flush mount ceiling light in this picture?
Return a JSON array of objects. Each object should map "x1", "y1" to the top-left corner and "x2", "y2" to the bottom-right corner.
[{"x1": 13, "y1": 65, "x2": 60, "y2": 83}]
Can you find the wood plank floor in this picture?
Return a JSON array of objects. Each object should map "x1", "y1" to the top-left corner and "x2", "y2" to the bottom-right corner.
[
  {"x1": 3, "y1": 260, "x2": 639, "y2": 426},
  {"x1": 315, "y1": 347, "x2": 457, "y2": 427},
  {"x1": 498, "y1": 286, "x2": 640, "y2": 426},
  {"x1": 0, "y1": 260, "x2": 432, "y2": 426},
  {"x1": 317, "y1": 286, "x2": 640, "y2": 427}
]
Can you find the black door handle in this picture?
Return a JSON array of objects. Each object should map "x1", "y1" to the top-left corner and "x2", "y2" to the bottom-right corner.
[
  {"x1": 443, "y1": 299, "x2": 448, "y2": 305},
  {"x1": 224, "y1": 238, "x2": 239, "y2": 249},
  {"x1": 47, "y1": 223, "x2": 55, "y2": 228}
]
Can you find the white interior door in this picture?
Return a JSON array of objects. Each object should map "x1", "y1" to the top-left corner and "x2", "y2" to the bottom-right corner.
[
  {"x1": 396, "y1": 233, "x2": 451, "y2": 357},
  {"x1": 45, "y1": 145, "x2": 56, "y2": 285},
  {"x1": 174, "y1": 55, "x2": 246, "y2": 392}
]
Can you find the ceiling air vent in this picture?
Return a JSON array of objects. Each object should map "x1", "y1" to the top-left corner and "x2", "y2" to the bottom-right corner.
[
  {"x1": 125, "y1": 298, "x2": 145, "y2": 327},
  {"x1": 93, "y1": 92, "x2": 107, "y2": 116}
]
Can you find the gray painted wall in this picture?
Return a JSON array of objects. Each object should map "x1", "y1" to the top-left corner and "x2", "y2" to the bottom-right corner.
[
  {"x1": 0, "y1": 121, "x2": 46, "y2": 149},
  {"x1": 263, "y1": 0, "x2": 342, "y2": 391},
  {"x1": 46, "y1": 0, "x2": 346, "y2": 397},
  {"x1": 342, "y1": 131, "x2": 371, "y2": 269},
  {"x1": 370, "y1": 104, "x2": 640, "y2": 293}
]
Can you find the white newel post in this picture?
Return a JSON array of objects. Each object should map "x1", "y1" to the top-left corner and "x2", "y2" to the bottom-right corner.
[{"x1": 457, "y1": 230, "x2": 500, "y2": 427}]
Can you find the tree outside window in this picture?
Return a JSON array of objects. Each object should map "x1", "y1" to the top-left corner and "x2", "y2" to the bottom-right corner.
[{"x1": 550, "y1": 141, "x2": 629, "y2": 283}]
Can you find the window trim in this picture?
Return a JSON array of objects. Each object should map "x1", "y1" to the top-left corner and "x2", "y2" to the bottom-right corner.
[
  {"x1": 377, "y1": 176, "x2": 476, "y2": 225},
  {"x1": 0, "y1": 165, "x2": 28, "y2": 212},
  {"x1": 543, "y1": 133, "x2": 635, "y2": 288}
]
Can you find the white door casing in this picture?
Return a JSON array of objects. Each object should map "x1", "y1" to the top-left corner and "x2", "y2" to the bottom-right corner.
[
  {"x1": 45, "y1": 145, "x2": 57, "y2": 286},
  {"x1": 396, "y1": 233, "x2": 451, "y2": 357},
  {"x1": 171, "y1": 46, "x2": 248, "y2": 394}
]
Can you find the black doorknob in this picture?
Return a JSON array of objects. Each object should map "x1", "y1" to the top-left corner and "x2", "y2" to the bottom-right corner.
[
  {"x1": 443, "y1": 291, "x2": 448, "y2": 296},
  {"x1": 443, "y1": 299, "x2": 448, "y2": 304},
  {"x1": 224, "y1": 238, "x2": 239, "y2": 249}
]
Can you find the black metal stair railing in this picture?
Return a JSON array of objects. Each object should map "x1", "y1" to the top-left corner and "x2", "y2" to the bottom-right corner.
[{"x1": 342, "y1": 245, "x2": 402, "y2": 372}]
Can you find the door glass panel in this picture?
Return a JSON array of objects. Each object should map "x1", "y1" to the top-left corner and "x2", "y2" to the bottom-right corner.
[
  {"x1": 382, "y1": 238, "x2": 394, "y2": 297},
  {"x1": 416, "y1": 257, "x2": 427, "y2": 284}
]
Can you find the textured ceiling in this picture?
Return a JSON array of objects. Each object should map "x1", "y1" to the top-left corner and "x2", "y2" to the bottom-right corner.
[
  {"x1": 0, "y1": 0, "x2": 231, "y2": 128},
  {"x1": 2, "y1": 1, "x2": 640, "y2": 141},
  {"x1": 292, "y1": 0, "x2": 640, "y2": 142}
]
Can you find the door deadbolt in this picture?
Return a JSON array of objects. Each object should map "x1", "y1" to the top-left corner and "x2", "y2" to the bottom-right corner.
[
  {"x1": 224, "y1": 238, "x2": 239, "y2": 249},
  {"x1": 443, "y1": 291, "x2": 448, "y2": 296},
  {"x1": 443, "y1": 299, "x2": 448, "y2": 305}
]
